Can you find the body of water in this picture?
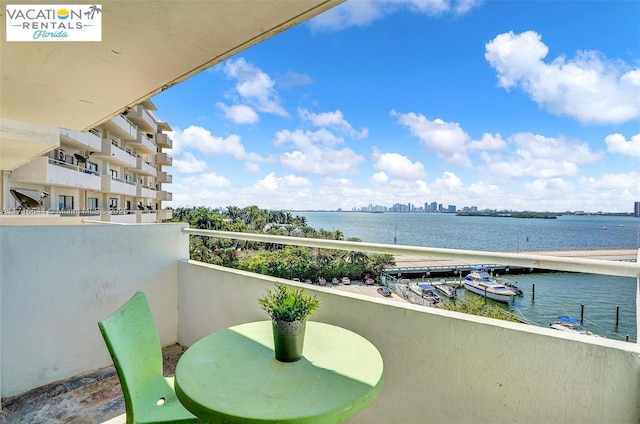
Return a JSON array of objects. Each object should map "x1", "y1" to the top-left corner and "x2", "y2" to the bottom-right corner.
[{"x1": 298, "y1": 212, "x2": 639, "y2": 341}]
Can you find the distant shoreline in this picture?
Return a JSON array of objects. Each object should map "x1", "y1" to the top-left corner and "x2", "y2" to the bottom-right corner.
[{"x1": 289, "y1": 210, "x2": 636, "y2": 217}]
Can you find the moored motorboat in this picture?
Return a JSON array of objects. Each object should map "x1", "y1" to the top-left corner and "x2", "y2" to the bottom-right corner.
[
  {"x1": 464, "y1": 268, "x2": 517, "y2": 303},
  {"x1": 495, "y1": 277, "x2": 524, "y2": 296},
  {"x1": 417, "y1": 283, "x2": 441, "y2": 304},
  {"x1": 550, "y1": 316, "x2": 597, "y2": 336},
  {"x1": 435, "y1": 284, "x2": 456, "y2": 298}
]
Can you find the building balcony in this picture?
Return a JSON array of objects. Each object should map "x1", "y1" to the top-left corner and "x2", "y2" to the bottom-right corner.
[
  {"x1": 100, "y1": 174, "x2": 137, "y2": 196},
  {"x1": 0, "y1": 225, "x2": 637, "y2": 424},
  {"x1": 136, "y1": 183, "x2": 156, "y2": 198},
  {"x1": 93, "y1": 139, "x2": 137, "y2": 167},
  {"x1": 155, "y1": 152, "x2": 172, "y2": 166},
  {"x1": 59, "y1": 128, "x2": 102, "y2": 151},
  {"x1": 156, "y1": 170, "x2": 172, "y2": 183},
  {"x1": 135, "y1": 156, "x2": 157, "y2": 176},
  {"x1": 125, "y1": 104, "x2": 157, "y2": 133},
  {"x1": 100, "y1": 114, "x2": 137, "y2": 140},
  {"x1": 128, "y1": 130, "x2": 157, "y2": 154},
  {"x1": 10, "y1": 156, "x2": 101, "y2": 190},
  {"x1": 156, "y1": 209, "x2": 173, "y2": 220},
  {"x1": 157, "y1": 190, "x2": 173, "y2": 201},
  {"x1": 155, "y1": 132, "x2": 173, "y2": 149}
]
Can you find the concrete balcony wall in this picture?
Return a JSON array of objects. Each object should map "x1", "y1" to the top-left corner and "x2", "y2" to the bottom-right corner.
[
  {"x1": 126, "y1": 105, "x2": 158, "y2": 133},
  {"x1": 156, "y1": 209, "x2": 173, "y2": 220},
  {"x1": 156, "y1": 171, "x2": 172, "y2": 183},
  {"x1": 136, "y1": 183, "x2": 156, "y2": 198},
  {"x1": 59, "y1": 128, "x2": 101, "y2": 151},
  {"x1": 129, "y1": 130, "x2": 157, "y2": 154},
  {"x1": 135, "y1": 156, "x2": 157, "y2": 176},
  {"x1": 155, "y1": 133, "x2": 172, "y2": 149},
  {"x1": 0, "y1": 223, "x2": 189, "y2": 398},
  {"x1": 95, "y1": 139, "x2": 137, "y2": 167},
  {"x1": 10, "y1": 156, "x2": 101, "y2": 190},
  {"x1": 178, "y1": 261, "x2": 640, "y2": 424},
  {"x1": 102, "y1": 114, "x2": 137, "y2": 140},
  {"x1": 100, "y1": 175, "x2": 137, "y2": 196},
  {"x1": 155, "y1": 152, "x2": 172, "y2": 166}
]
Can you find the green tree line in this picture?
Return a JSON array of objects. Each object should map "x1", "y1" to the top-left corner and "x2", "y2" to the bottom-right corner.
[{"x1": 170, "y1": 206, "x2": 395, "y2": 281}]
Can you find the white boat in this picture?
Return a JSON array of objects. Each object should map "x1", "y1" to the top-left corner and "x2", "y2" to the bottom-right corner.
[
  {"x1": 463, "y1": 269, "x2": 517, "y2": 303},
  {"x1": 417, "y1": 283, "x2": 441, "y2": 304},
  {"x1": 550, "y1": 316, "x2": 597, "y2": 336},
  {"x1": 435, "y1": 284, "x2": 456, "y2": 298}
]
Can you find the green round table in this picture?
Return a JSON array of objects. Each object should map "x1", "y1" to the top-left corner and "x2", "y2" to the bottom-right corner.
[{"x1": 175, "y1": 320, "x2": 384, "y2": 423}]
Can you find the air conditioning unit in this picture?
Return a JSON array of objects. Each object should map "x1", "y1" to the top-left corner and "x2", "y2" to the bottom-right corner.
[{"x1": 55, "y1": 149, "x2": 66, "y2": 161}]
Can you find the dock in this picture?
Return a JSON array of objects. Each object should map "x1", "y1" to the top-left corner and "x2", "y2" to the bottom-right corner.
[{"x1": 386, "y1": 248, "x2": 638, "y2": 277}]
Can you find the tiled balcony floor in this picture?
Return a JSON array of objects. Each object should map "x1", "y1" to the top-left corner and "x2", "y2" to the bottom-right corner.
[{"x1": 0, "y1": 344, "x2": 187, "y2": 424}]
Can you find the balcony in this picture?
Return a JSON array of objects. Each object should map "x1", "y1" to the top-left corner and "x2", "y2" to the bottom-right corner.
[
  {"x1": 100, "y1": 174, "x2": 137, "y2": 196},
  {"x1": 155, "y1": 132, "x2": 173, "y2": 148},
  {"x1": 0, "y1": 225, "x2": 638, "y2": 424},
  {"x1": 156, "y1": 170, "x2": 172, "y2": 183},
  {"x1": 125, "y1": 104, "x2": 157, "y2": 133},
  {"x1": 155, "y1": 152, "x2": 172, "y2": 166},
  {"x1": 136, "y1": 182, "x2": 156, "y2": 198},
  {"x1": 135, "y1": 156, "x2": 157, "y2": 176},
  {"x1": 10, "y1": 156, "x2": 101, "y2": 190},
  {"x1": 156, "y1": 209, "x2": 173, "y2": 220},
  {"x1": 156, "y1": 190, "x2": 173, "y2": 201},
  {"x1": 59, "y1": 128, "x2": 102, "y2": 151},
  {"x1": 93, "y1": 139, "x2": 137, "y2": 167},
  {"x1": 128, "y1": 130, "x2": 157, "y2": 154},
  {"x1": 100, "y1": 114, "x2": 137, "y2": 140}
]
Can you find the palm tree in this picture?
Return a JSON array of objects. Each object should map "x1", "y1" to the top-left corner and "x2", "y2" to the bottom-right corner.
[{"x1": 84, "y1": 5, "x2": 101, "y2": 19}]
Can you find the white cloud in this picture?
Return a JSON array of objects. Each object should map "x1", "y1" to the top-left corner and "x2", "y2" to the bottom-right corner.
[
  {"x1": 172, "y1": 152, "x2": 207, "y2": 174},
  {"x1": 373, "y1": 152, "x2": 426, "y2": 181},
  {"x1": 485, "y1": 31, "x2": 640, "y2": 125},
  {"x1": 275, "y1": 128, "x2": 365, "y2": 175},
  {"x1": 482, "y1": 132, "x2": 600, "y2": 181},
  {"x1": 222, "y1": 58, "x2": 289, "y2": 117},
  {"x1": 298, "y1": 108, "x2": 368, "y2": 139},
  {"x1": 391, "y1": 110, "x2": 472, "y2": 166},
  {"x1": 310, "y1": 0, "x2": 482, "y2": 31},
  {"x1": 254, "y1": 173, "x2": 312, "y2": 192},
  {"x1": 605, "y1": 133, "x2": 640, "y2": 158},
  {"x1": 181, "y1": 173, "x2": 232, "y2": 188},
  {"x1": 181, "y1": 125, "x2": 267, "y2": 163},
  {"x1": 468, "y1": 133, "x2": 507, "y2": 151},
  {"x1": 216, "y1": 103, "x2": 259, "y2": 125},
  {"x1": 371, "y1": 172, "x2": 389, "y2": 183},
  {"x1": 276, "y1": 71, "x2": 313, "y2": 89}
]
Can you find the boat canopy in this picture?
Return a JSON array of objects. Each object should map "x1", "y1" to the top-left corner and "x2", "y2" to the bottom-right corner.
[
  {"x1": 418, "y1": 283, "x2": 435, "y2": 291},
  {"x1": 557, "y1": 315, "x2": 580, "y2": 323}
]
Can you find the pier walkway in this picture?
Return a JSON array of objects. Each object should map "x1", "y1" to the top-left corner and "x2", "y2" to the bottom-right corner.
[{"x1": 387, "y1": 248, "x2": 639, "y2": 277}]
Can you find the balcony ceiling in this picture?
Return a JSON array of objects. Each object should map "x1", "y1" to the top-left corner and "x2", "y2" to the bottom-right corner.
[{"x1": 0, "y1": 0, "x2": 343, "y2": 131}]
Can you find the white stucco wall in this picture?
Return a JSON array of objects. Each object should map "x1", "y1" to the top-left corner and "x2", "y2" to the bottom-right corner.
[
  {"x1": 178, "y1": 261, "x2": 640, "y2": 424},
  {"x1": 0, "y1": 223, "x2": 188, "y2": 397}
]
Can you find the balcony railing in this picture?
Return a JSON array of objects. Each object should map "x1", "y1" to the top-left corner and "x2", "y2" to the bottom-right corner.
[
  {"x1": 128, "y1": 130, "x2": 156, "y2": 154},
  {"x1": 156, "y1": 170, "x2": 172, "y2": 183},
  {"x1": 155, "y1": 152, "x2": 172, "y2": 166},
  {"x1": 93, "y1": 139, "x2": 137, "y2": 167},
  {"x1": 126, "y1": 104, "x2": 158, "y2": 133},
  {"x1": 59, "y1": 128, "x2": 102, "y2": 151},
  {"x1": 155, "y1": 133, "x2": 173, "y2": 148},
  {"x1": 1, "y1": 225, "x2": 638, "y2": 423},
  {"x1": 135, "y1": 156, "x2": 157, "y2": 176}
]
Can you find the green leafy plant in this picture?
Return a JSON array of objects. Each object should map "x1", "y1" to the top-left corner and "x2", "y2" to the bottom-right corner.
[{"x1": 258, "y1": 283, "x2": 320, "y2": 322}]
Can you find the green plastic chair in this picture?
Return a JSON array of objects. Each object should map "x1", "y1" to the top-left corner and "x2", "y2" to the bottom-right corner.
[{"x1": 98, "y1": 291, "x2": 200, "y2": 424}]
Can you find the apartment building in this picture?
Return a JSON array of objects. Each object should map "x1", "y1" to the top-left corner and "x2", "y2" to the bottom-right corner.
[{"x1": 2, "y1": 100, "x2": 173, "y2": 223}]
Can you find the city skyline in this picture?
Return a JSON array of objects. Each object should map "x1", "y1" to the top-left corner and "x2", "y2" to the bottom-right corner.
[{"x1": 152, "y1": 0, "x2": 640, "y2": 213}]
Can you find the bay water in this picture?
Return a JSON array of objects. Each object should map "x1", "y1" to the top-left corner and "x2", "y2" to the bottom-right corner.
[{"x1": 298, "y1": 212, "x2": 640, "y2": 341}]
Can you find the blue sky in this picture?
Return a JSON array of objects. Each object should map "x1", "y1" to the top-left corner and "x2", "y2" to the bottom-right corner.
[{"x1": 152, "y1": 0, "x2": 640, "y2": 213}]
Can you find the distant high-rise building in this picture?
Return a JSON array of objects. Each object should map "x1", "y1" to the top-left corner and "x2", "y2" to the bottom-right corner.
[{"x1": 634, "y1": 201, "x2": 640, "y2": 217}]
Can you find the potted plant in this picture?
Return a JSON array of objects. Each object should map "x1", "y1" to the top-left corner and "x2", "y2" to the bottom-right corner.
[{"x1": 258, "y1": 283, "x2": 320, "y2": 362}]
